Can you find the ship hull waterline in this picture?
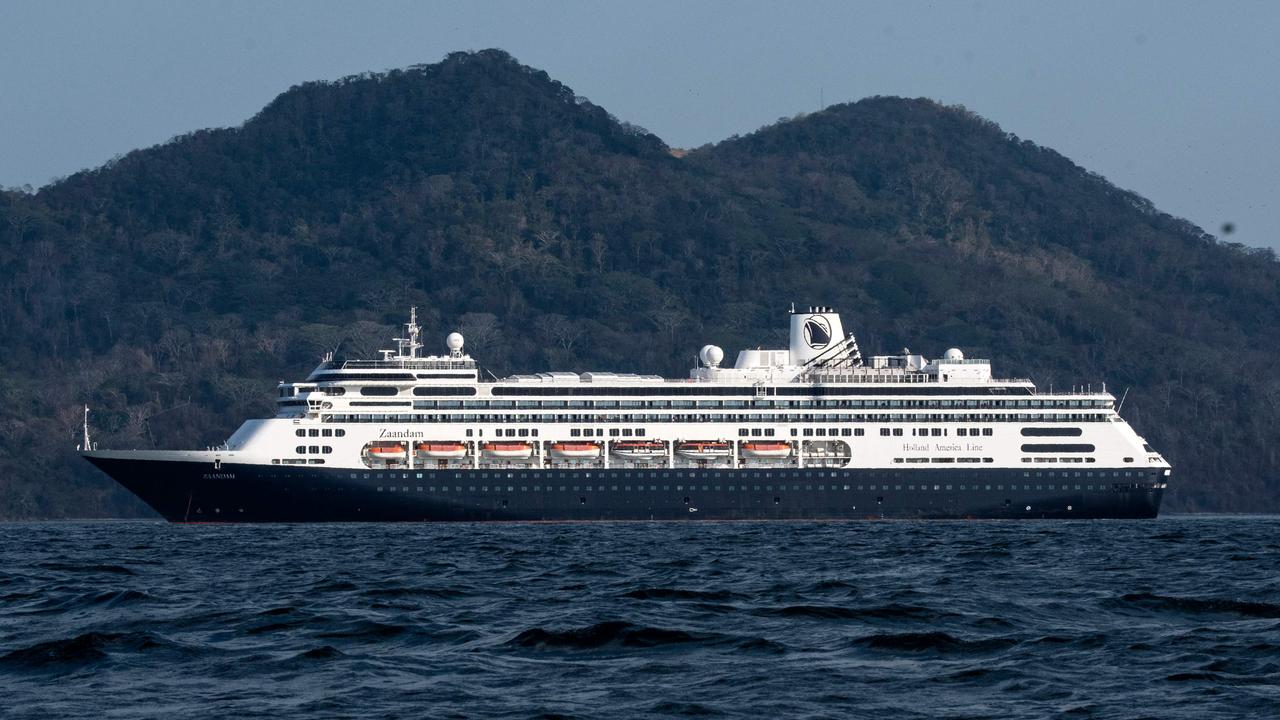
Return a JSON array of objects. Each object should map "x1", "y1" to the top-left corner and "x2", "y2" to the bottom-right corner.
[{"x1": 86, "y1": 455, "x2": 1165, "y2": 523}]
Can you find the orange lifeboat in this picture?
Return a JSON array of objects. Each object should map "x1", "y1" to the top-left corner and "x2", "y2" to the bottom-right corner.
[
  {"x1": 482, "y1": 441, "x2": 533, "y2": 459},
  {"x1": 675, "y1": 441, "x2": 732, "y2": 460},
  {"x1": 611, "y1": 440, "x2": 667, "y2": 460},
  {"x1": 741, "y1": 441, "x2": 792, "y2": 459},
  {"x1": 366, "y1": 443, "x2": 407, "y2": 461},
  {"x1": 416, "y1": 442, "x2": 468, "y2": 460},
  {"x1": 550, "y1": 442, "x2": 601, "y2": 459}
]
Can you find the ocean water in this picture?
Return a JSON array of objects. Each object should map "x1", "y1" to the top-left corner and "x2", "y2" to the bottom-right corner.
[{"x1": 1, "y1": 518, "x2": 1278, "y2": 719}]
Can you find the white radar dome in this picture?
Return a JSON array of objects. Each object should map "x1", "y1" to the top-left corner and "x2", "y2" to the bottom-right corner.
[
  {"x1": 943, "y1": 347, "x2": 965, "y2": 361},
  {"x1": 699, "y1": 344, "x2": 725, "y2": 367},
  {"x1": 446, "y1": 332, "x2": 465, "y2": 351}
]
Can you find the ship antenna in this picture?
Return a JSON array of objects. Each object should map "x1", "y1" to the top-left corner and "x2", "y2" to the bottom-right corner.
[
  {"x1": 395, "y1": 307, "x2": 423, "y2": 359},
  {"x1": 81, "y1": 405, "x2": 93, "y2": 451},
  {"x1": 408, "y1": 306, "x2": 422, "y2": 358}
]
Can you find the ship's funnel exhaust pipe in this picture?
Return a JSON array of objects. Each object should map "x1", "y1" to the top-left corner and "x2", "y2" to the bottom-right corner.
[{"x1": 789, "y1": 307, "x2": 845, "y2": 365}]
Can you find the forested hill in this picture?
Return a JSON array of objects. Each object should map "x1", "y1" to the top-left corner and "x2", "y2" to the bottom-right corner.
[{"x1": 0, "y1": 49, "x2": 1276, "y2": 518}]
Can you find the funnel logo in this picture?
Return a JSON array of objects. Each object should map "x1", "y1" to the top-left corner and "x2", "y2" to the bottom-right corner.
[{"x1": 803, "y1": 316, "x2": 831, "y2": 349}]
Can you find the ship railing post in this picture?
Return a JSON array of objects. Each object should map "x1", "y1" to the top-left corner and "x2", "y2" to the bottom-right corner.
[
  {"x1": 668, "y1": 440, "x2": 675, "y2": 469},
  {"x1": 797, "y1": 440, "x2": 805, "y2": 469},
  {"x1": 731, "y1": 437, "x2": 739, "y2": 468},
  {"x1": 603, "y1": 441, "x2": 610, "y2": 469},
  {"x1": 472, "y1": 441, "x2": 480, "y2": 469}
]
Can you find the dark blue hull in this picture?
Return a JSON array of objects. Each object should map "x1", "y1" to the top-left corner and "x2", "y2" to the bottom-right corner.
[{"x1": 85, "y1": 456, "x2": 1166, "y2": 522}]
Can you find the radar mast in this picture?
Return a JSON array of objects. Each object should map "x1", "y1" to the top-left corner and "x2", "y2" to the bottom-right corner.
[{"x1": 395, "y1": 307, "x2": 423, "y2": 359}]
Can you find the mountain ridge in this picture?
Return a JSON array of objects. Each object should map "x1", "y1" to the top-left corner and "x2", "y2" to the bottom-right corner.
[{"x1": 0, "y1": 49, "x2": 1275, "y2": 517}]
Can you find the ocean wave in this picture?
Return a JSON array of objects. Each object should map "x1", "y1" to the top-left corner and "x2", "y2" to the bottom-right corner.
[
  {"x1": 755, "y1": 603, "x2": 946, "y2": 622},
  {"x1": 850, "y1": 631, "x2": 1017, "y2": 654},
  {"x1": 0, "y1": 630, "x2": 193, "y2": 672},
  {"x1": 313, "y1": 619, "x2": 413, "y2": 641},
  {"x1": 507, "y1": 621, "x2": 713, "y2": 650},
  {"x1": 2, "y1": 517, "x2": 1279, "y2": 718},
  {"x1": 621, "y1": 587, "x2": 739, "y2": 601},
  {"x1": 1115, "y1": 593, "x2": 1280, "y2": 618},
  {"x1": 35, "y1": 562, "x2": 136, "y2": 576}
]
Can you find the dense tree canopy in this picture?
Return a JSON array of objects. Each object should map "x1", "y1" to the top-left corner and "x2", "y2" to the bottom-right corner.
[{"x1": 0, "y1": 49, "x2": 1275, "y2": 517}]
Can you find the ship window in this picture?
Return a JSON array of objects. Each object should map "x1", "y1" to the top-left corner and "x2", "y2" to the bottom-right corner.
[
  {"x1": 323, "y1": 446, "x2": 332, "y2": 454},
  {"x1": 957, "y1": 429, "x2": 967, "y2": 437},
  {"x1": 518, "y1": 429, "x2": 529, "y2": 437},
  {"x1": 296, "y1": 446, "x2": 305, "y2": 454},
  {"x1": 1022, "y1": 427, "x2": 1084, "y2": 437},
  {"x1": 308, "y1": 429, "x2": 319, "y2": 437},
  {"x1": 931, "y1": 429, "x2": 943, "y2": 437},
  {"x1": 360, "y1": 386, "x2": 398, "y2": 396},
  {"x1": 739, "y1": 429, "x2": 749, "y2": 437},
  {"x1": 893, "y1": 429, "x2": 903, "y2": 436},
  {"x1": 983, "y1": 429, "x2": 993, "y2": 436},
  {"x1": 765, "y1": 429, "x2": 775, "y2": 437},
  {"x1": 412, "y1": 386, "x2": 477, "y2": 396},
  {"x1": 571, "y1": 429, "x2": 581, "y2": 437},
  {"x1": 803, "y1": 429, "x2": 813, "y2": 437},
  {"x1": 336, "y1": 429, "x2": 346, "y2": 437},
  {"x1": 609, "y1": 429, "x2": 619, "y2": 437},
  {"x1": 1021, "y1": 444, "x2": 1095, "y2": 453},
  {"x1": 295, "y1": 429, "x2": 306, "y2": 437},
  {"x1": 880, "y1": 429, "x2": 890, "y2": 436}
]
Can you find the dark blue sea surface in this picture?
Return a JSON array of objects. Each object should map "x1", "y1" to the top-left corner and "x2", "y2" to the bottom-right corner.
[{"x1": 2, "y1": 518, "x2": 1279, "y2": 719}]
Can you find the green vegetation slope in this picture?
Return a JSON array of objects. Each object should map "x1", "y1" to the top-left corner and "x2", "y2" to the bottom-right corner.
[{"x1": 0, "y1": 49, "x2": 1275, "y2": 517}]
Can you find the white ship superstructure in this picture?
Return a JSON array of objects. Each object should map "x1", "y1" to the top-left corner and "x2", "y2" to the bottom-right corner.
[{"x1": 84, "y1": 306, "x2": 1171, "y2": 521}]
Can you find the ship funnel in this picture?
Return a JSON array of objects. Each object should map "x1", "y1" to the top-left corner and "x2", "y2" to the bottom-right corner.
[{"x1": 789, "y1": 307, "x2": 845, "y2": 365}]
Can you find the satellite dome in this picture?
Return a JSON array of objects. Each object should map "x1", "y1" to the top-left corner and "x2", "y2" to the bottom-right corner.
[
  {"x1": 943, "y1": 347, "x2": 964, "y2": 361},
  {"x1": 699, "y1": 344, "x2": 725, "y2": 367},
  {"x1": 446, "y1": 332, "x2": 465, "y2": 351}
]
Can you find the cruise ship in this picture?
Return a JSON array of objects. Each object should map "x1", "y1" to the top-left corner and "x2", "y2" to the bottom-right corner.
[{"x1": 82, "y1": 307, "x2": 1170, "y2": 522}]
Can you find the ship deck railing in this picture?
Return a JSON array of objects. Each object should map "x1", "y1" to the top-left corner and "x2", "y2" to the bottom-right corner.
[{"x1": 323, "y1": 359, "x2": 477, "y2": 370}]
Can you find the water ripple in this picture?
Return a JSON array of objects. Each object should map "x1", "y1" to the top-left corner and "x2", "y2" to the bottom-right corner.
[{"x1": 0, "y1": 517, "x2": 1277, "y2": 718}]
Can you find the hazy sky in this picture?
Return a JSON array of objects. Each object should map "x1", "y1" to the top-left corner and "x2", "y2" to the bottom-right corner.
[{"x1": 2, "y1": 1, "x2": 1276, "y2": 250}]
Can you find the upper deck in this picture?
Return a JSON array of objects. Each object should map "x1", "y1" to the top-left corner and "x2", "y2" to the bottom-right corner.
[{"x1": 273, "y1": 307, "x2": 1114, "y2": 424}]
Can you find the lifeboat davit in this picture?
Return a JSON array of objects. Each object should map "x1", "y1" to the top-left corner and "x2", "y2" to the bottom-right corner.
[
  {"x1": 741, "y1": 441, "x2": 792, "y2": 459},
  {"x1": 482, "y1": 441, "x2": 533, "y2": 459},
  {"x1": 550, "y1": 442, "x2": 601, "y2": 459},
  {"x1": 675, "y1": 441, "x2": 732, "y2": 460},
  {"x1": 611, "y1": 440, "x2": 667, "y2": 460},
  {"x1": 416, "y1": 442, "x2": 468, "y2": 459},
  {"x1": 366, "y1": 444, "x2": 407, "y2": 461}
]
